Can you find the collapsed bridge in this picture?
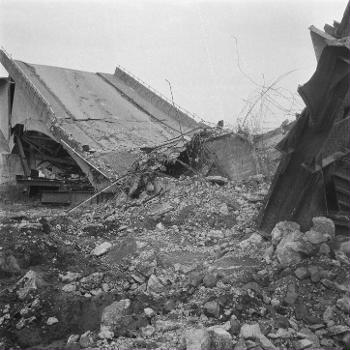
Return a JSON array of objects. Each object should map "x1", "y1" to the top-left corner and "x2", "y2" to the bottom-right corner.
[{"x1": 0, "y1": 50, "x2": 202, "y2": 202}]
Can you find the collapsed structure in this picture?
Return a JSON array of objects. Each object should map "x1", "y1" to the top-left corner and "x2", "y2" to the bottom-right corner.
[
  {"x1": 0, "y1": 51, "x2": 204, "y2": 202},
  {"x1": 0, "y1": 51, "x2": 269, "y2": 203},
  {"x1": 259, "y1": 1, "x2": 350, "y2": 234}
]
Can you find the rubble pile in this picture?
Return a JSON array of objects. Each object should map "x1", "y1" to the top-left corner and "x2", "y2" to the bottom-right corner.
[{"x1": 0, "y1": 173, "x2": 349, "y2": 350}]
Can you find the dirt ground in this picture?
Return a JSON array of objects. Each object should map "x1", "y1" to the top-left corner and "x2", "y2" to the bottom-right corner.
[{"x1": 0, "y1": 175, "x2": 349, "y2": 350}]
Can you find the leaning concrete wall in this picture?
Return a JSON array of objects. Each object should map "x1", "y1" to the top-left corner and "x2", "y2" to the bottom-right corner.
[{"x1": 205, "y1": 134, "x2": 258, "y2": 180}]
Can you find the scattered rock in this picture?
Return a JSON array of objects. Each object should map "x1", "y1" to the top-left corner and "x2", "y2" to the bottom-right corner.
[
  {"x1": 203, "y1": 300, "x2": 220, "y2": 318},
  {"x1": 229, "y1": 315, "x2": 241, "y2": 335},
  {"x1": 208, "y1": 326, "x2": 233, "y2": 350},
  {"x1": 147, "y1": 274, "x2": 164, "y2": 293},
  {"x1": 339, "y1": 240, "x2": 350, "y2": 258},
  {"x1": 187, "y1": 271, "x2": 203, "y2": 287},
  {"x1": 311, "y1": 217, "x2": 335, "y2": 238},
  {"x1": 323, "y1": 306, "x2": 335, "y2": 326},
  {"x1": 295, "y1": 267, "x2": 309, "y2": 280},
  {"x1": 284, "y1": 282, "x2": 298, "y2": 305},
  {"x1": 62, "y1": 283, "x2": 77, "y2": 293},
  {"x1": 16, "y1": 270, "x2": 46, "y2": 300},
  {"x1": 271, "y1": 221, "x2": 300, "y2": 246},
  {"x1": 91, "y1": 242, "x2": 112, "y2": 256},
  {"x1": 100, "y1": 299, "x2": 131, "y2": 335},
  {"x1": 80, "y1": 272, "x2": 104, "y2": 289},
  {"x1": 294, "y1": 338, "x2": 313, "y2": 350},
  {"x1": 156, "y1": 222, "x2": 165, "y2": 230},
  {"x1": 98, "y1": 325, "x2": 114, "y2": 340},
  {"x1": 308, "y1": 265, "x2": 321, "y2": 283},
  {"x1": 141, "y1": 325, "x2": 155, "y2": 337},
  {"x1": 336, "y1": 296, "x2": 350, "y2": 314},
  {"x1": 240, "y1": 323, "x2": 277, "y2": 350},
  {"x1": 59, "y1": 271, "x2": 82, "y2": 282},
  {"x1": 79, "y1": 330, "x2": 94, "y2": 348},
  {"x1": 0, "y1": 252, "x2": 21, "y2": 276},
  {"x1": 319, "y1": 243, "x2": 331, "y2": 256},
  {"x1": 180, "y1": 328, "x2": 211, "y2": 350},
  {"x1": 327, "y1": 325, "x2": 350, "y2": 336},
  {"x1": 46, "y1": 316, "x2": 59, "y2": 325},
  {"x1": 67, "y1": 334, "x2": 80, "y2": 344},
  {"x1": 304, "y1": 230, "x2": 328, "y2": 245},
  {"x1": 274, "y1": 225, "x2": 304, "y2": 267},
  {"x1": 239, "y1": 233, "x2": 263, "y2": 250},
  {"x1": 144, "y1": 307, "x2": 155, "y2": 318},
  {"x1": 203, "y1": 273, "x2": 218, "y2": 288}
]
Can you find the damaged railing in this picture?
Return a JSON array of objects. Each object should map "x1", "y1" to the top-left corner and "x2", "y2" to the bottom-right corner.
[{"x1": 114, "y1": 63, "x2": 214, "y2": 127}]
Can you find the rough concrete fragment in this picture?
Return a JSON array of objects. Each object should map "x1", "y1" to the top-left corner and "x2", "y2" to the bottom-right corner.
[
  {"x1": 295, "y1": 267, "x2": 309, "y2": 280},
  {"x1": 275, "y1": 229, "x2": 304, "y2": 267},
  {"x1": 230, "y1": 314, "x2": 241, "y2": 335},
  {"x1": 294, "y1": 338, "x2": 313, "y2": 349},
  {"x1": 141, "y1": 325, "x2": 155, "y2": 337},
  {"x1": 339, "y1": 240, "x2": 350, "y2": 257},
  {"x1": 311, "y1": 217, "x2": 335, "y2": 238},
  {"x1": 308, "y1": 266, "x2": 321, "y2": 283},
  {"x1": 144, "y1": 307, "x2": 155, "y2": 317},
  {"x1": 59, "y1": 271, "x2": 81, "y2": 282},
  {"x1": 16, "y1": 270, "x2": 46, "y2": 300},
  {"x1": 91, "y1": 242, "x2": 112, "y2": 256},
  {"x1": 336, "y1": 296, "x2": 350, "y2": 314},
  {"x1": 203, "y1": 273, "x2": 218, "y2": 288},
  {"x1": 240, "y1": 323, "x2": 277, "y2": 350},
  {"x1": 79, "y1": 330, "x2": 94, "y2": 348},
  {"x1": 327, "y1": 325, "x2": 350, "y2": 335},
  {"x1": 284, "y1": 283, "x2": 298, "y2": 305},
  {"x1": 0, "y1": 252, "x2": 21, "y2": 275},
  {"x1": 62, "y1": 283, "x2": 77, "y2": 293},
  {"x1": 67, "y1": 334, "x2": 80, "y2": 344},
  {"x1": 271, "y1": 221, "x2": 300, "y2": 246},
  {"x1": 203, "y1": 300, "x2": 221, "y2": 318},
  {"x1": 304, "y1": 230, "x2": 329, "y2": 245},
  {"x1": 318, "y1": 243, "x2": 331, "y2": 256},
  {"x1": 323, "y1": 306, "x2": 335, "y2": 326},
  {"x1": 180, "y1": 328, "x2": 211, "y2": 350},
  {"x1": 239, "y1": 233, "x2": 263, "y2": 250},
  {"x1": 208, "y1": 326, "x2": 233, "y2": 350},
  {"x1": 98, "y1": 325, "x2": 114, "y2": 339},
  {"x1": 46, "y1": 317, "x2": 59, "y2": 325},
  {"x1": 100, "y1": 299, "x2": 131, "y2": 334},
  {"x1": 147, "y1": 274, "x2": 164, "y2": 293}
]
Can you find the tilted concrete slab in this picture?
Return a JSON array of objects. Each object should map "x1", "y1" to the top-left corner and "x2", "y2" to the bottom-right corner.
[{"x1": 0, "y1": 50, "x2": 200, "y2": 188}]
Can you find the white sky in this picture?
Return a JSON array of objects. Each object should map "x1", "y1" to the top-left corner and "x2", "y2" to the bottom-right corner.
[{"x1": 0, "y1": 0, "x2": 346, "y2": 130}]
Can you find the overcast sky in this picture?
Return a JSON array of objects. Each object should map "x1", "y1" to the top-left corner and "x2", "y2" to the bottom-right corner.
[{"x1": 0, "y1": 0, "x2": 346, "y2": 130}]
